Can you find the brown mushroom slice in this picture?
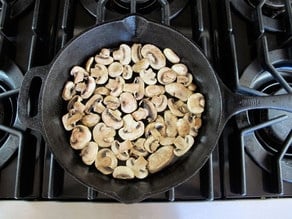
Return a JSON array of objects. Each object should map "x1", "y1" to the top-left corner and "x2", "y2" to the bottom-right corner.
[
  {"x1": 147, "y1": 145, "x2": 174, "y2": 174},
  {"x1": 80, "y1": 76, "x2": 96, "y2": 99},
  {"x1": 155, "y1": 115, "x2": 167, "y2": 137},
  {"x1": 131, "y1": 138, "x2": 148, "y2": 157},
  {"x1": 80, "y1": 141, "x2": 99, "y2": 165},
  {"x1": 75, "y1": 82, "x2": 86, "y2": 93},
  {"x1": 187, "y1": 93, "x2": 205, "y2": 114},
  {"x1": 108, "y1": 62, "x2": 123, "y2": 78},
  {"x1": 112, "y1": 166, "x2": 134, "y2": 179},
  {"x1": 167, "y1": 98, "x2": 188, "y2": 117},
  {"x1": 122, "y1": 65, "x2": 133, "y2": 80},
  {"x1": 95, "y1": 148, "x2": 118, "y2": 175},
  {"x1": 105, "y1": 76, "x2": 125, "y2": 97},
  {"x1": 94, "y1": 87, "x2": 110, "y2": 96},
  {"x1": 177, "y1": 73, "x2": 193, "y2": 86},
  {"x1": 157, "y1": 67, "x2": 177, "y2": 85},
  {"x1": 93, "y1": 123, "x2": 116, "y2": 147},
  {"x1": 163, "y1": 48, "x2": 180, "y2": 64},
  {"x1": 151, "y1": 95, "x2": 168, "y2": 112},
  {"x1": 95, "y1": 49, "x2": 114, "y2": 65},
  {"x1": 165, "y1": 83, "x2": 192, "y2": 101},
  {"x1": 126, "y1": 156, "x2": 148, "y2": 179},
  {"x1": 70, "y1": 125, "x2": 92, "y2": 150},
  {"x1": 90, "y1": 64, "x2": 108, "y2": 84},
  {"x1": 62, "y1": 111, "x2": 83, "y2": 131},
  {"x1": 131, "y1": 43, "x2": 143, "y2": 63},
  {"x1": 118, "y1": 114, "x2": 144, "y2": 141},
  {"x1": 81, "y1": 113, "x2": 100, "y2": 127},
  {"x1": 111, "y1": 140, "x2": 132, "y2": 161},
  {"x1": 164, "y1": 110, "x2": 178, "y2": 137},
  {"x1": 101, "y1": 109, "x2": 123, "y2": 130},
  {"x1": 140, "y1": 68, "x2": 157, "y2": 85},
  {"x1": 103, "y1": 95, "x2": 120, "y2": 110},
  {"x1": 132, "y1": 58, "x2": 150, "y2": 73},
  {"x1": 67, "y1": 95, "x2": 82, "y2": 111},
  {"x1": 119, "y1": 92, "x2": 137, "y2": 114},
  {"x1": 144, "y1": 135, "x2": 160, "y2": 153},
  {"x1": 141, "y1": 44, "x2": 166, "y2": 70},
  {"x1": 85, "y1": 57, "x2": 94, "y2": 72},
  {"x1": 141, "y1": 99, "x2": 157, "y2": 122},
  {"x1": 173, "y1": 135, "x2": 194, "y2": 157},
  {"x1": 70, "y1": 66, "x2": 88, "y2": 84},
  {"x1": 177, "y1": 117, "x2": 190, "y2": 137},
  {"x1": 171, "y1": 63, "x2": 188, "y2": 76},
  {"x1": 188, "y1": 83, "x2": 197, "y2": 91},
  {"x1": 132, "y1": 107, "x2": 148, "y2": 121},
  {"x1": 84, "y1": 94, "x2": 105, "y2": 114},
  {"x1": 62, "y1": 81, "x2": 76, "y2": 101},
  {"x1": 113, "y1": 44, "x2": 131, "y2": 65},
  {"x1": 145, "y1": 85, "x2": 165, "y2": 97}
]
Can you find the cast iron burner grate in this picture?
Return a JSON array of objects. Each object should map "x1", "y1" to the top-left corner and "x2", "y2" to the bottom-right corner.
[{"x1": 1, "y1": 0, "x2": 35, "y2": 19}]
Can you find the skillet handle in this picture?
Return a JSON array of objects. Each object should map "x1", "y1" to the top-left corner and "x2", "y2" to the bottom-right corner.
[{"x1": 18, "y1": 65, "x2": 49, "y2": 132}]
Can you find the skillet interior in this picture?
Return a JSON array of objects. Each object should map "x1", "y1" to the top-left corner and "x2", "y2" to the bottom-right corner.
[{"x1": 41, "y1": 15, "x2": 223, "y2": 203}]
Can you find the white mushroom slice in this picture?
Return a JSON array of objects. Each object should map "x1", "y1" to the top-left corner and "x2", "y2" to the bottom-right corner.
[
  {"x1": 123, "y1": 77, "x2": 145, "y2": 100},
  {"x1": 151, "y1": 95, "x2": 167, "y2": 112},
  {"x1": 62, "y1": 111, "x2": 83, "y2": 131},
  {"x1": 141, "y1": 44, "x2": 166, "y2": 70},
  {"x1": 157, "y1": 67, "x2": 177, "y2": 85},
  {"x1": 94, "y1": 87, "x2": 110, "y2": 96},
  {"x1": 72, "y1": 101, "x2": 86, "y2": 113},
  {"x1": 126, "y1": 156, "x2": 148, "y2": 179},
  {"x1": 188, "y1": 83, "x2": 197, "y2": 91},
  {"x1": 70, "y1": 66, "x2": 88, "y2": 84},
  {"x1": 131, "y1": 138, "x2": 148, "y2": 157},
  {"x1": 164, "y1": 110, "x2": 178, "y2": 137},
  {"x1": 140, "y1": 99, "x2": 157, "y2": 122},
  {"x1": 111, "y1": 140, "x2": 132, "y2": 161},
  {"x1": 131, "y1": 43, "x2": 143, "y2": 63},
  {"x1": 85, "y1": 57, "x2": 94, "y2": 72},
  {"x1": 177, "y1": 73, "x2": 193, "y2": 86},
  {"x1": 171, "y1": 63, "x2": 188, "y2": 76},
  {"x1": 144, "y1": 122, "x2": 164, "y2": 138},
  {"x1": 145, "y1": 85, "x2": 165, "y2": 97},
  {"x1": 103, "y1": 95, "x2": 120, "y2": 110},
  {"x1": 140, "y1": 68, "x2": 157, "y2": 85},
  {"x1": 90, "y1": 64, "x2": 108, "y2": 84},
  {"x1": 67, "y1": 95, "x2": 83, "y2": 111},
  {"x1": 112, "y1": 166, "x2": 134, "y2": 179},
  {"x1": 113, "y1": 44, "x2": 131, "y2": 65},
  {"x1": 187, "y1": 93, "x2": 205, "y2": 114},
  {"x1": 177, "y1": 117, "x2": 190, "y2": 137},
  {"x1": 95, "y1": 148, "x2": 118, "y2": 175},
  {"x1": 118, "y1": 114, "x2": 144, "y2": 141},
  {"x1": 167, "y1": 98, "x2": 188, "y2": 117},
  {"x1": 173, "y1": 135, "x2": 194, "y2": 157},
  {"x1": 93, "y1": 123, "x2": 116, "y2": 147},
  {"x1": 105, "y1": 76, "x2": 125, "y2": 97},
  {"x1": 80, "y1": 76, "x2": 96, "y2": 99},
  {"x1": 70, "y1": 125, "x2": 92, "y2": 150},
  {"x1": 75, "y1": 82, "x2": 86, "y2": 93},
  {"x1": 119, "y1": 92, "x2": 137, "y2": 114},
  {"x1": 147, "y1": 145, "x2": 174, "y2": 174},
  {"x1": 95, "y1": 49, "x2": 114, "y2": 65},
  {"x1": 165, "y1": 83, "x2": 192, "y2": 101},
  {"x1": 101, "y1": 109, "x2": 123, "y2": 130},
  {"x1": 62, "y1": 81, "x2": 76, "y2": 101},
  {"x1": 84, "y1": 94, "x2": 105, "y2": 114},
  {"x1": 132, "y1": 107, "x2": 148, "y2": 121},
  {"x1": 122, "y1": 65, "x2": 133, "y2": 80},
  {"x1": 80, "y1": 141, "x2": 99, "y2": 165},
  {"x1": 160, "y1": 137, "x2": 175, "y2": 146},
  {"x1": 132, "y1": 58, "x2": 150, "y2": 73},
  {"x1": 81, "y1": 113, "x2": 100, "y2": 127},
  {"x1": 144, "y1": 135, "x2": 160, "y2": 153},
  {"x1": 163, "y1": 48, "x2": 180, "y2": 64},
  {"x1": 108, "y1": 62, "x2": 123, "y2": 77}
]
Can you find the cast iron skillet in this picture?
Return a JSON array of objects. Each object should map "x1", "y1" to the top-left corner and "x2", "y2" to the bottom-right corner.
[{"x1": 18, "y1": 15, "x2": 292, "y2": 203}]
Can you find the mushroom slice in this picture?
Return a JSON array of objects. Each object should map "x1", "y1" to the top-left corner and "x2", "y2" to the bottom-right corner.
[
  {"x1": 67, "y1": 95, "x2": 82, "y2": 111},
  {"x1": 119, "y1": 92, "x2": 137, "y2": 114},
  {"x1": 95, "y1": 148, "x2": 118, "y2": 175},
  {"x1": 62, "y1": 81, "x2": 76, "y2": 101},
  {"x1": 157, "y1": 67, "x2": 177, "y2": 85},
  {"x1": 177, "y1": 73, "x2": 193, "y2": 86},
  {"x1": 140, "y1": 68, "x2": 157, "y2": 85},
  {"x1": 160, "y1": 137, "x2": 175, "y2": 146},
  {"x1": 105, "y1": 76, "x2": 125, "y2": 97},
  {"x1": 80, "y1": 76, "x2": 96, "y2": 99},
  {"x1": 144, "y1": 122, "x2": 162, "y2": 138},
  {"x1": 164, "y1": 110, "x2": 178, "y2": 137},
  {"x1": 118, "y1": 114, "x2": 144, "y2": 141},
  {"x1": 94, "y1": 87, "x2": 110, "y2": 96},
  {"x1": 140, "y1": 99, "x2": 157, "y2": 122},
  {"x1": 90, "y1": 64, "x2": 108, "y2": 84},
  {"x1": 163, "y1": 48, "x2": 180, "y2": 64},
  {"x1": 141, "y1": 44, "x2": 166, "y2": 70},
  {"x1": 122, "y1": 64, "x2": 133, "y2": 80},
  {"x1": 62, "y1": 111, "x2": 83, "y2": 131},
  {"x1": 103, "y1": 95, "x2": 120, "y2": 110},
  {"x1": 80, "y1": 141, "x2": 99, "y2": 165},
  {"x1": 151, "y1": 95, "x2": 167, "y2": 112},
  {"x1": 188, "y1": 83, "x2": 197, "y2": 91},
  {"x1": 171, "y1": 63, "x2": 188, "y2": 76},
  {"x1": 70, "y1": 125, "x2": 92, "y2": 150},
  {"x1": 144, "y1": 135, "x2": 160, "y2": 153},
  {"x1": 165, "y1": 83, "x2": 192, "y2": 101},
  {"x1": 93, "y1": 123, "x2": 116, "y2": 147},
  {"x1": 113, "y1": 44, "x2": 131, "y2": 65},
  {"x1": 112, "y1": 166, "x2": 134, "y2": 179},
  {"x1": 173, "y1": 135, "x2": 194, "y2": 157},
  {"x1": 132, "y1": 58, "x2": 150, "y2": 73},
  {"x1": 147, "y1": 145, "x2": 174, "y2": 174},
  {"x1": 101, "y1": 109, "x2": 123, "y2": 130},
  {"x1": 131, "y1": 138, "x2": 148, "y2": 157},
  {"x1": 108, "y1": 62, "x2": 123, "y2": 77},
  {"x1": 177, "y1": 117, "x2": 190, "y2": 137},
  {"x1": 85, "y1": 57, "x2": 94, "y2": 72},
  {"x1": 81, "y1": 113, "x2": 100, "y2": 127},
  {"x1": 132, "y1": 107, "x2": 148, "y2": 121},
  {"x1": 145, "y1": 85, "x2": 165, "y2": 97},
  {"x1": 111, "y1": 140, "x2": 132, "y2": 161},
  {"x1": 84, "y1": 94, "x2": 105, "y2": 114},
  {"x1": 123, "y1": 77, "x2": 145, "y2": 100},
  {"x1": 95, "y1": 49, "x2": 114, "y2": 65},
  {"x1": 70, "y1": 66, "x2": 88, "y2": 84},
  {"x1": 167, "y1": 98, "x2": 188, "y2": 117},
  {"x1": 131, "y1": 43, "x2": 143, "y2": 63},
  {"x1": 126, "y1": 156, "x2": 148, "y2": 179},
  {"x1": 187, "y1": 93, "x2": 205, "y2": 114}
]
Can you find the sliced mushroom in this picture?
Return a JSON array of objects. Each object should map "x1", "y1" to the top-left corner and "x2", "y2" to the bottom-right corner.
[
  {"x1": 132, "y1": 58, "x2": 150, "y2": 73},
  {"x1": 95, "y1": 49, "x2": 114, "y2": 65},
  {"x1": 75, "y1": 82, "x2": 86, "y2": 93},
  {"x1": 118, "y1": 92, "x2": 137, "y2": 114},
  {"x1": 93, "y1": 123, "x2": 116, "y2": 147},
  {"x1": 122, "y1": 64, "x2": 133, "y2": 80},
  {"x1": 164, "y1": 110, "x2": 178, "y2": 137},
  {"x1": 85, "y1": 57, "x2": 94, "y2": 72},
  {"x1": 94, "y1": 87, "x2": 110, "y2": 96},
  {"x1": 144, "y1": 135, "x2": 160, "y2": 153},
  {"x1": 113, "y1": 44, "x2": 131, "y2": 65},
  {"x1": 145, "y1": 85, "x2": 165, "y2": 97},
  {"x1": 177, "y1": 73, "x2": 193, "y2": 86},
  {"x1": 95, "y1": 148, "x2": 118, "y2": 175},
  {"x1": 80, "y1": 141, "x2": 99, "y2": 165},
  {"x1": 176, "y1": 117, "x2": 190, "y2": 137},
  {"x1": 105, "y1": 76, "x2": 125, "y2": 97},
  {"x1": 187, "y1": 93, "x2": 205, "y2": 114},
  {"x1": 84, "y1": 94, "x2": 105, "y2": 114},
  {"x1": 103, "y1": 95, "x2": 120, "y2": 110},
  {"x1": 173, "y1": 135, "x2": 194, "y2": 157},
  {"x1": 80, "y1": 76, "x2": 96, "y2": 99},
  {"x1": 131, "y1": 138, "x2": 148, "y2": 157},
  {"x1": 165, "y1": 83, "x2": 192, "y2": 101},
  {"x1": 141, "y1": 44, "x2": 166, "y2": 70},
  {"x1": 90, "y1": 64, "x2": 108, "y2": 84},
  {"x1": 151, "y1": 95, "x2": 167, "y2": 112},
  {"x1": 188, "y1": 83, "x2": 197, "y2": 91},
  {"x1": 126, "y1": 156, "x2": 148, "y2": 179},
  {"x1": 140, "y1": 99, "x2": 157, "y2": 122},
  {"x1": 70, "y1": 66, "x2": 88, "y2": 84},
  {"x1": 123, "y1": 77, "x2": 145, "y2": 100},
  {"x1": 112, "y1": 166, "x2": 134, "y2": 179},
  {"x1": 160, "y1": 137, "x2": 176, "y2": 146},
  {"x1": 70, "y1": 125, "x2": 92, "y2": 150},
  {"x1": 111, "y1": 140, "x2": 132, "y2": 161},
  {"x1": 140, "y1": 68, "x2": 157, "y2": 85},
  {"x1": 167, "y1": 98, "x2": 188, "y2": 117},
  {"x1": 132, "y1": 107, "x2": 148, "y2": 121},
  {"x1": 67, "y1": 95, "x2": 82, "y2": 111},
  {"x1": 163, "y1": 48, "x2": 180, "y2": 64},
  {"x1": 171, "y1": 63, "x2": 188, "y2": 76},
  {"x1": 81, "y1": 113, "x2": 100, "y2": 127},
  {"x1": 147, "y1": 145, "x2": 174, "y2": 174},
  {"x1": 101, "y1": 109, "x2": 123, "y2": 130},
  {"x1": 157, "y1": 67, "x2": 177, "y2": 85},
  {"x1": 62, "y1": 111, "x2": 83, "y2": 131},
  {"x1": 118, "y1": 114, "x2": 144, "y2": 141},
  {"x1": 131, "y1": 43, "x2": 143, "y2": 63},
  {"x1": 108, "y1": 62, "x2": 123, "y2": 77},
  {"x1": 62, "y1": 81, "x2": 76, "y2": 101}
]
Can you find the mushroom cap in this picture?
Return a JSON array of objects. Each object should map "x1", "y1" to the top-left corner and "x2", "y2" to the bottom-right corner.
[
  {"x1": 144, "y1": 135, "x2": 160, "y2": 153},
  {"x1": 81, "y1": 113, "x2": 100, "y2": 127},
  {"x1": 90, "y1": 64, "x2": 108, "y2": 85},
  {"x1": 118, "y1": 114, "x2": 145, "y2": 141},
  {"x1": 141, "y1": 44, "x2": 166, "y2": 70},
  {"x1": 163, "y1": 48, "x2": 180, "y2": 64},
  {"x1": 132, "y1": 107, "x2": 148, "y2": 121},
  {"x1": 132, "y1": 58, "x2": 150, "y2": 73},
  {"x1": 101, "y1": 109, "x2": 123, "y2": 130},
  {"x1": 119, "y1": 92, "x2": 137, "y2": 114},
  {"x1": 62, "y1": 81, "x2": 76, "y2": 101},
  {"x1": 131, "y1": 138, "x2": 148, "y2": 157},
  {"x1": 140, "y1": 68, "x2": 157, "y2": 85},
  {"x1": 113, "y1": 44, "x2": 131, "y2": 65},
  {"x1": 108, "y1": 62, "x2": 124, "y2": 78},
  {"x1": 80, "y1": 141, "x2": 99, "y2": 165},
  {"x1": 112, "y1": 166, "x2": 135, "y2": 179},
  {"x1": 95, "y1": 148, "x2": 118, "y2": 175},
  {"x1": 177, "y1": 73, "x2": 193, "y2": 86},
  {"x1": 85, "y1": 57, "x2": 94, "y2": 72},
  {"x1": 177, "y1": 117, "x2": 191, "y2": 137},
  {"x1": 93, "y1": 123, "x2": 116, "y2": 147},
  {"x1": 111, "y1": 140, "x2": 132, "y2": 161},
  {"x1": 165, "y1": 83, "x2": 192, "y2": 101},
  {"x1": 187, "y1": 93, "x2": 205, "y2": 114},
  {"x1": 147, "y1": 145, "x2": 174, "y2": 174},
  {"x1": 67, "y1": 95, "x2": 83, "y2": 111},
  {"x1": 157, "y1": 67, "x2": 177, "y2": 85},
  {"x1": 94, "y1": 87, "x2": 110, "y2": 96},
  {"x1": 70, "y1": 125, "x2": 92, "y2": 150},
  {"x1": 123, "y1": 77, "x2": 145, "y2": 100},
  {"x1": 167, "y1": 98, "x2": 187, "y2": 117},
  {"x1": 171, "y1": 63, "x2": 188, "y2": 76},
  {"x1": 95, "y1": 49, "x2": 114, "y2": 65}
]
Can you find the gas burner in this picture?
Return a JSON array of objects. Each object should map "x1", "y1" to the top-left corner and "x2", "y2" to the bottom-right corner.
[
  {"x1": 80, "y1": 0, "x2": 188, "y2": 20},
  {"x1": 1, "y1": 0, "x2": 35, "y2": 19},
  {"x1": 236, "y1": 49, "x2": 292, "y2": 182}
]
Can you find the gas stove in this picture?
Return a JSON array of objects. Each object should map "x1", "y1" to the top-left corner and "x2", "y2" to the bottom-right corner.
[{"x1": 0, "y1": 0, "x2": 291, "y2": 202}]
